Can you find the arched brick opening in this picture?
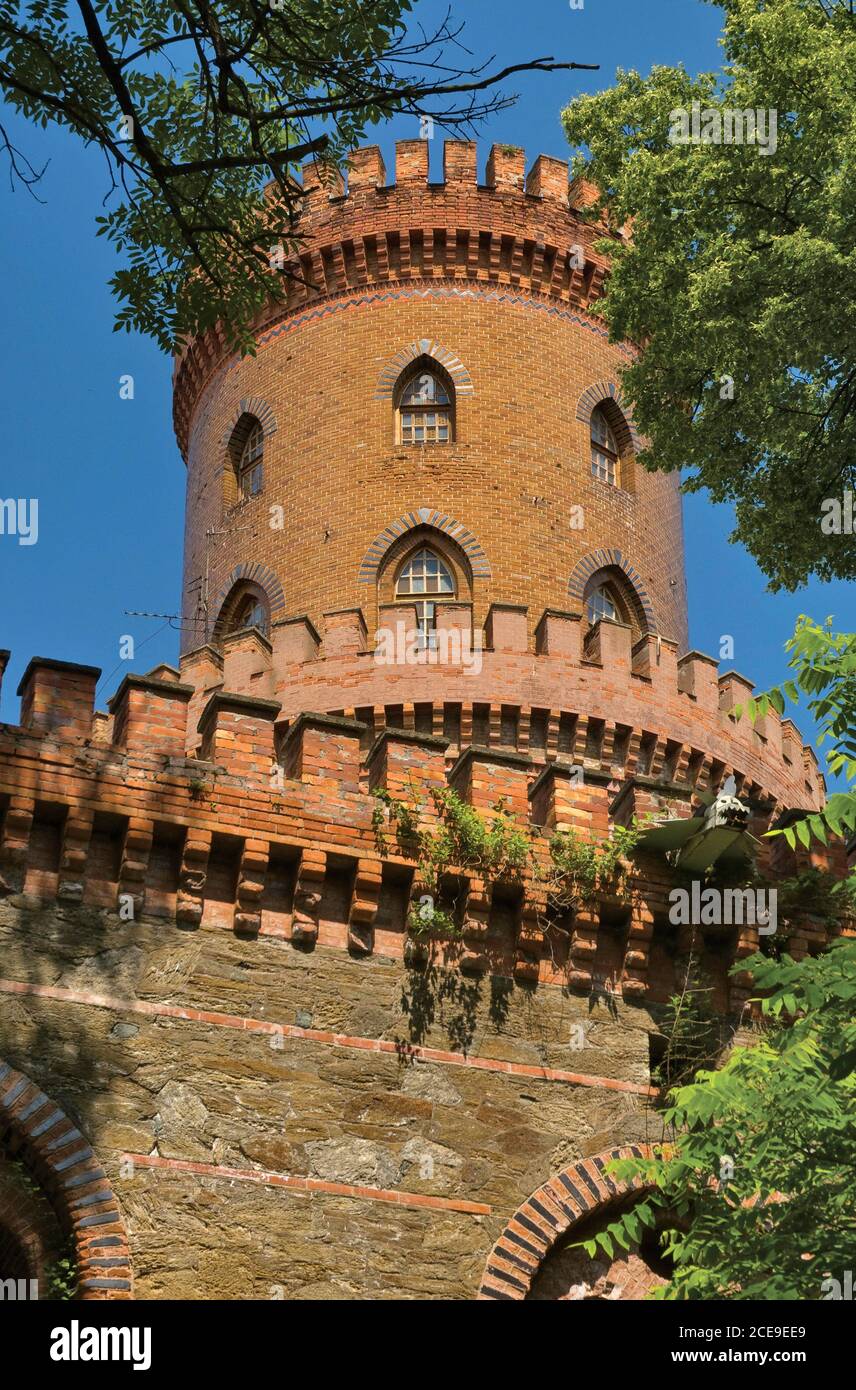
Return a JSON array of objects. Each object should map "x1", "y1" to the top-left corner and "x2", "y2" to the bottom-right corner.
[
  {"x1": 478, "y1": 1145, "x2": 658, "y2": 1301},
  {"x1": 0, "y1": 1060, "x2": 133, "y2": 1299},
  {"x1": 213, "y1": 563, "x2": 286, "y2": 641},
  {"x1": 375, "y1": 339, "x2": 475, "y2": 400},
  {"x1": 568, "y1": 549, "x2": 658, "y2": 635},
  {"x1": 358, "y1": 508, "x2": 491, "y2": 584},
  {"x1": 576, "y1": 380, "x2": 641, "y2": 453}
]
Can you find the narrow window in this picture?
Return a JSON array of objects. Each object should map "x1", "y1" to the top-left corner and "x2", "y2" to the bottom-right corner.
[
  {"x1": 239, "y1": 423, "x2": 264, "y2": 498},
  {"x1": 590, "y1": 405, "x2": 618, "y2": 485},
  {"x1": 398, "y1": 371, "x2": 453, "y2": 445},
  {"x1": 396, "y1": 548, "x2": 456, "y2": 646}
]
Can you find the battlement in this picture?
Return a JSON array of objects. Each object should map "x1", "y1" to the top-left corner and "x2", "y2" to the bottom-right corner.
[
  {"x1": 0, "y1": 630, "x2": 849, "y2": 1017},
  {"x1": 173, "y1": 140, "x2": 614, "y2": 459},
  {"x1": 0, "y1": 614, "x2": 827, "y2": 816}
]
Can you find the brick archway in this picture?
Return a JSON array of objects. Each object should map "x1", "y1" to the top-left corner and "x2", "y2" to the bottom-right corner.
[
  {"x1": 375, "y1": 340, "x2": 474, "y2": 400},
  {"x1": 358, "y1": 509, "x2": 492, "y2": 583},
  {"x1": 220, "y1": 395, "x2": 278, "y2": 444},
  {"x1": 568, "y1": 549, "x2": 658, "y2": 634},
  {"x1": 0, "y1": 1060, "x2": 133, "y2": 1299},
  {"x1": 478, "y1": 1145, "x2": 655, "y2": 1300},
  {"x1": 575, "y1": 380, "x2": 641, "y2": 452},
  {"x1": 214, "y1": 563, "x2": 287, "y2": 626}
]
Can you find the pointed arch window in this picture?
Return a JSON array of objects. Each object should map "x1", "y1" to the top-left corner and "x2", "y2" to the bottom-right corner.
[
  {"x1": 587, "y1": 585, "x2": 618, "y2": 626},
  {"x1": 397, "y1": 369, "x2": 453, "y2": 445},
  {"x1": 238, "y1": 422, "x2": 264, "y2": 498},
  {"x1": 396, "y1": 547, "x2": 456, "y2": 643},
  {"x1": 590, "y1": 406, "x2": 618, "y2": 485}
]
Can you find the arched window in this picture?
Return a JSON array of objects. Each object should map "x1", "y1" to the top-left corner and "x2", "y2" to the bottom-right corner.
[
  {"x1": 214, "y1": 583, "x2": 271, "y2": 643},
  {"x1": 223, "y1": 414, "x2": 265, "y2": 513},
  {"x1": 397, "y1": 367, "x2": 453, "y2": 445},
  {"x1": 587, "y1": 585, "x2": 618, "y2": 626},
  {"x1": 238, "y1": 422, "x2": 264, "y2": 498},
  {"x1": 396, "y1": 547, "x2": 456, "y2": 643},
  {"x1": 590, "y1": 405, "x2": 618, "y2": 486},
  {"x1": 232, "y1": 591, "x2": 269, "y2": 635},
  {"x1": 581, "y1": 565, "x2": 650, "y2": 644}
]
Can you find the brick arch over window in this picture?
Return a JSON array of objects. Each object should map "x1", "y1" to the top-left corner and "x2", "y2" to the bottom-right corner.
[
  {"x1": 569, "y1": 549, "x2": 658, "y2": 634},
  {"x1": 359, "y1": 509, "x2": 491, "y2": 583},
  {"x1": 0, "y1": 1058, "x2": 133, "y2": 1299},
  {"x1": 576, "y1": 381, "x2": 641, "y2": 453},
  {"x1": 375, "y1": 340, "x2": 474, "y2": 400},
  {"x1": 478, "y1": 1145, "x2": 656, "y2": 1301},
  {"x1": 219, "y1": 395, "x2": 278, "y2": 445},
  {"x1": 213, "y1": 564, "x2": 286, "y2": 630}
]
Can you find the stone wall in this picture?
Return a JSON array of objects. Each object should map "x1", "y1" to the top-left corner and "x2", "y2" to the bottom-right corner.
[{"x1": 0, "y1": 894, "x2": 656, "y2": 1300}]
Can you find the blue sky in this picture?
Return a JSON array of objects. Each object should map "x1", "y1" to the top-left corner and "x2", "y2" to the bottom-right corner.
[{"x1": 0, "y1": 0, "x2": 852, "y2": 780}]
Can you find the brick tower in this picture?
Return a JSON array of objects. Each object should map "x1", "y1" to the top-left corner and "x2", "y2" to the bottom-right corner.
[{"x1": 0, "y1": 143, "x2": 848, "y2": 1303}]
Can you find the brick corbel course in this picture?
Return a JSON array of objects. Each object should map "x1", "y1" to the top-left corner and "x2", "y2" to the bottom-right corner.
[
  {"x1": 292, "y1": 847, "x2": 326, "y2": 944},
  {"x1": 117, "y1": 817, "x2": 155, "y2": 919},
  {"x1": 0, "y1": 793, "x2": 35, "y2": 893},
  {"x1": 17, "y1": 658, "x2": 101, "y2": 743},
  {"x1": 176, "y1": 827, "x2": 212, "y2": 928},
  {"x1": 622, "y1": 899, "x2": 654, "y2": 1002},
  {"x1": 57, "y1": 807, "x2": 95, "y2": 905},
  {"x1": 0, "y1": 1059, "x2": 133, "y2": 1299},
  {"x1": 348, "y1": 856, "x2": 383, "y2": 956},
  {"x1": 568, "y1": 906, "x2": 599, "y2": 993},
  {"x1": 235, "y1": 837, "x2": 270, "y2": 937},
  {"x1": 108, "y1": 673, "x2": 194, "y2": 756}
]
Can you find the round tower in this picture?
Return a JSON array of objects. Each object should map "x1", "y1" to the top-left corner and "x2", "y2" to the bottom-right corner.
[{"x1": 175, "y1": 140, "x2": 687, "y2": 694}]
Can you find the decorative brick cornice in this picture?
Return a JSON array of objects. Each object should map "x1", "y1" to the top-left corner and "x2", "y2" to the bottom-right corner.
[
  {"x1": 0, "y1": 1058, "x2": 133, "y2": 1299},
  {"x1": 375, "y1": 339, "x2": 474, "y2": 400},
  {"x1": 358, "y1": 508, "x2": 492, "y2": 583},
  {"x1": 478, "y1": 1144, "x2": 655, "y2": 1300},
  {"x1": 576, "y1": 380, "x2": 642, "y2": 451},
  {"x1": 568, "y1": 549, "x2": 658, "y2": 634}
]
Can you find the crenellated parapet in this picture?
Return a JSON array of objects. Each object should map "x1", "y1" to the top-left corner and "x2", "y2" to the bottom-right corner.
[
  {"x1": 0, "y1": 648, "x2": 850, "y2": 1018},
  {"x1": 173, "y1": 140, "x2": 615, "y2": 460}
]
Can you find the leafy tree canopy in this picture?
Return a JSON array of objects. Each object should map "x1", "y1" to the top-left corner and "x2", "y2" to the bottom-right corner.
[
  {"x1": 604, "y1": 936, "x2": 856, "y2": 1299},
  {"x1": 0, "y1": 0, "x2": 595, "y2": 351},
  {"x1": 740, "y1": 615, "x2": 856, "y2": 848},
  {"x1": 562, "y1": 0, "x2": 856, "y2": 590}
]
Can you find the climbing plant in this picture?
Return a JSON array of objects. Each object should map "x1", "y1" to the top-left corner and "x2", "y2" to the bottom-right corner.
[{"x1": 372, "y1": 784, "x2": 640, "y2": 937}]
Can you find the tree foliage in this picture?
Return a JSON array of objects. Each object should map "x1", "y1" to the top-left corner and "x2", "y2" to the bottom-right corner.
[
  {"x1": 604, "y1": 937, "x2": 856, "y2": 1299},
  {"x1": 0, "y1": 0, "x2": 595, "y2": 351},
  {"x1": 738, "y1": 615, "x2": 856, "y2": 848},
  {"x1": 562, "y1": 0, "x2": 856, "y2": 589}
]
